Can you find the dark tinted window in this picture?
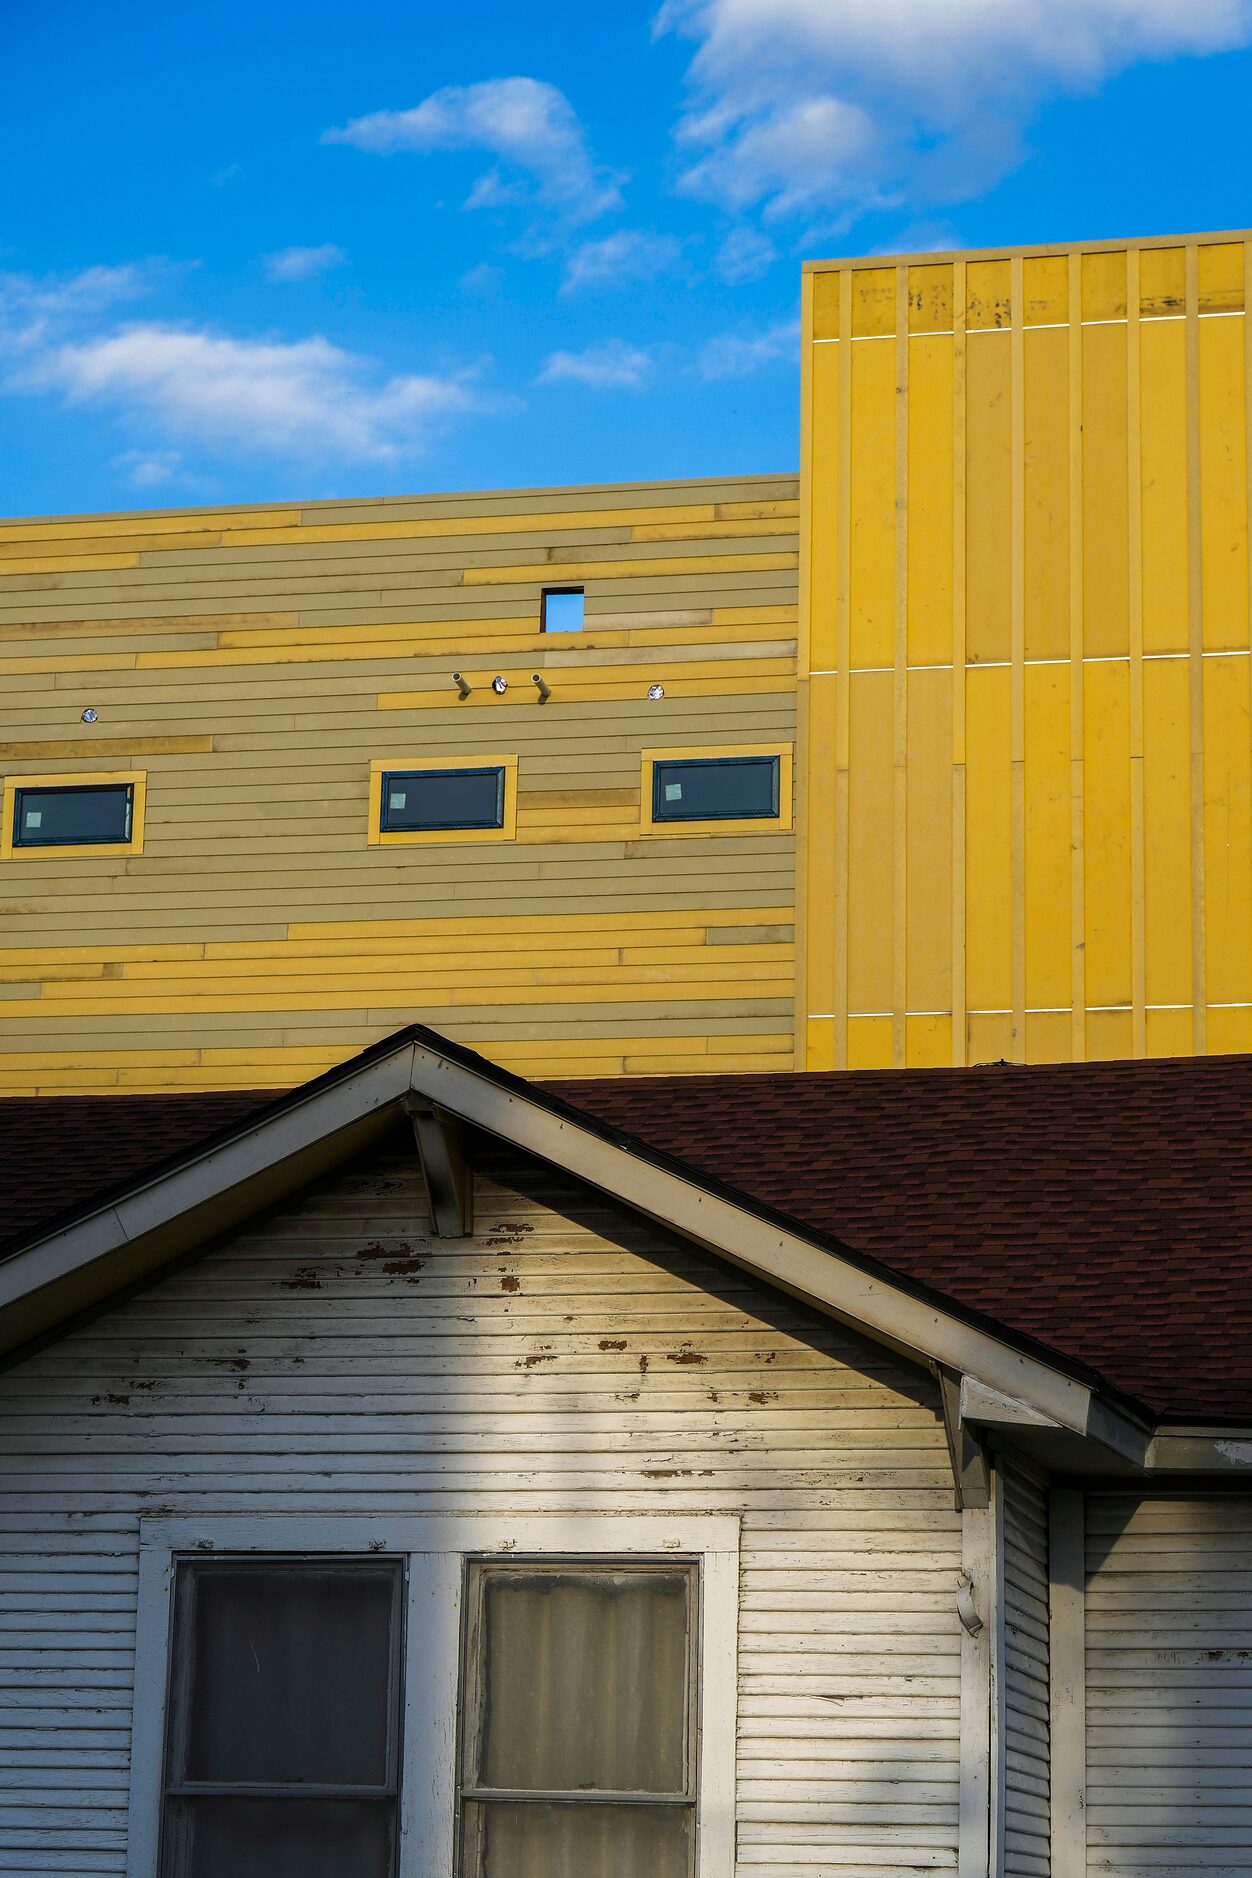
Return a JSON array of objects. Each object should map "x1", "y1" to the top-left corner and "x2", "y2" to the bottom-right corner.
[
  {"x1": 380, "y1": 767, "x2": 505, "y2": 833},
  {"x1": 651, "y1": 755, "x2": 779, "y2": 823},
  {"x1": 541, "y1": 588, "x2": 584, "y2": 633},
  {"x1": 162, "y1": 1559, "x2": 402, "y2": 1878},
  {"x1": 13, "y1": 783, "x2": 133, "y2": 847}
]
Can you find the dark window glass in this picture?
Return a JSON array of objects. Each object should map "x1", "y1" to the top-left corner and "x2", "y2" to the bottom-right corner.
[
  {"x1": 13, "y1": 782, "x2": 133, "y2": 847},
  {"x1": 459, "y1": 1563, "x2": 696, "y2": 1878},
  {"x1": 541, "y1": 588, "x2": 584, "y2": 633},
  {"x1": 651, "y1": 755, "x2": 779, "y2": 823},
  {"x1": 161, "y1": 1559, "x2": 402, "y2": 1878},
  {"x1": 380, "y1": 767, "x2": 505, "y2": 833}
]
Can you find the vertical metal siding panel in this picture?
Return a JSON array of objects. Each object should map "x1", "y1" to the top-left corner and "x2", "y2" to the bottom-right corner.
[
  {"x1": 999, "y1": 1455, "x2": 1050, "y2": 1878},
  {"x1": 1085, "y1": 1494, "x2": 1252, "y2": 1874},
  {"x1": 0, "y1": 1147, "x2": 962, "y2": 1876}
]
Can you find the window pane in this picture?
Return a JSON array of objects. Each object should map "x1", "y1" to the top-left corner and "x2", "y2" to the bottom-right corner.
[
  {"x1": 175, "y1": 1562, "x2": 398, "y2": 1786},
  {"x1": 464, "y1": 1800, "x2": 690, "y2": 1878},
  {"x1": 14, "y1": 783, "x2": 132, "y2": 846},
  {"x1": 381, "y1": 767, "x2": 504, "y2": 832},
  {"x1": 542, "y1": 589, "x2": 584, "y2": 633},
  {"x1": 474, "y1": 1568, "x2": 689, "y2": 1794},
  {"x1": 164, "y1": 1797, "x2": 394, "y2": 1878},
  {"x1": 651, "y1": 756, "x2": 779, "y2": 823}
]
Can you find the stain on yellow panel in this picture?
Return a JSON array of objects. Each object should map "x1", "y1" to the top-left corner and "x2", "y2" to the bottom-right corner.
[
  {"x1": 906, "y1": 336, "x2": 954, "y2": 665},
  {"x1": 1142, "y1": 657, "x2": 1192, "y2": 1008},
  {"x1": 966, "y1": 333, "x2": 1012, "y2": 663},
  {"x1": 1198, "y1": 241, "x2": 1246, "y2": 313},
  {"x1": 1145, "y1": 1007, "x2": 1192, "y2": 1056},
  {"x1": 1082, "y1": 322, "x2": 1130, "y2": 656},
  {"x1": 1023, "y1": 664, "x2": 1071, "y2": 1009},
  {"x1": 1199, "y1": 315, "x2": 1249, "y2": 650},
  {"x1": 1083, "y1": 659, "x2": 1133, "y2": 1008},
  {"x1": 848, "y1": 340, "x2": 896, "y2": 668},
  {"x1": 1023, "y1": 255, "x2": 1068, "y2": 327},
  {"x1": 851, "y1": 268, "x2": 896, "y2": 337},
  {"x1": 809, "y1": 343, "x2": 842, "y2": 671},
  {"x1": 908, "y1": 264, "x2": 953, "y2": 333},
  {"x1": 1082, "y1": 250, "x2": 1128, "y2": 322},
  {"x1": 1025, "y1": 1011, "x2": 1071, "y2": 1062},
  {"x1": 1023, "y1": 325, "x2": 1070, "y2": 661},
  {"x1": 847, "y1": 1014, "x2": 892, "y2": 1067},
  {"x1": 1202, "y1": 654, "x2": 1252, "y2": 1006},
  {"x1": 1087, "y1": 1008, "x2": 1133, "y2": 1059},
  {"x1": 1140, "y1": 247, "x2": 1185, "y2": 318},
  {"x1": 965, "y1": 665, "x2": 1013, "y2": 1013},
  {"x1": 967, "y1": 260, "x2": 1011, "y2": 330},
  {"x1": 905, "y1": 667, "x2": 953, "y2": 1014},
  {"x1": 1139, "y1": 318, "x2": 1190, "y2": 654},
  {"x1": 846, "y1": 669, "x2": 894, "y2": 1015}
]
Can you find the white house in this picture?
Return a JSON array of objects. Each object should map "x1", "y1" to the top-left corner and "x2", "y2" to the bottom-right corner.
[{"x1": 0, "y1": 1024, "x2": 1248, "y2": 1877}]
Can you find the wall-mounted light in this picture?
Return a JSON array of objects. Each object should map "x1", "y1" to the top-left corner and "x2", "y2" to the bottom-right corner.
[
  {"x1": 81, "y1": 707, "x2": 99, "y2": 723},
  {"x1": 452, "y1": 672, "x2": 471, "y2": 700},
  {"x1": 647, "y1": 684, "x2": 665, "y2": 701},
  {"x1": 532, "y1": 674, "x2": 551, "y2": 703},
  {"x1": 491, "y1": 675, "x2": 508, "y2": 695}
]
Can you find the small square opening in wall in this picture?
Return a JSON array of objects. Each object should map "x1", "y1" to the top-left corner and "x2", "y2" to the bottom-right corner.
[{"x1": 541, "y1": 588, "x2": 584, "y2": 633}]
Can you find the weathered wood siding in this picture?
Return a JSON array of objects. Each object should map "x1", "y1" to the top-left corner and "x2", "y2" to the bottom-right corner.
[
  {"x1": 999, "y1": 1452, "x2": 1050, "y2": 1877},
  {"x1": 1085, "y1": 1493, "x2": 1252, "y2": 1873},
  {"x1": 0, "y1": 1137, "x2": 961, "y2": 1874},
  {"x1": 0, "y1": 475, "x2": 798, "y2": 1092}
]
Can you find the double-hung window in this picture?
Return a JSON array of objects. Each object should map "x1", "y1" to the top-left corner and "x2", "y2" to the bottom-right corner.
[{"x1": 132, "y1": 1517, "x2": 736, "y2": 1878}]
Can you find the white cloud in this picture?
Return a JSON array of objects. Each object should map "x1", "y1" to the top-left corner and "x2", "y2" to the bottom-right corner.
[
  {"x1": 11, "y1": 320, "x2": 483, "y2": 462},
  {"x1": 263, "y1": 243, "x2": 346, "y2": 282},
  {"x1": 460, "y1": 261, "x2": 505, "y2": 294},
  {"x1": 562, "y1": 229, "x2": 684, "y2": 292},
  {"x1": 0, "y1": 264, "x2": 150, "y2": 351},
  {"x1": 698, "y1": 317, "x2": 798, "y2": 380},
  {"x1": 539, "y1": 339, "x2": 654, "y2": 390},
  {"x1": 325, "y1": 76, "x2": 621, "y2": 221},
  {"x1": 112, "y1": 448, "x2": 183, "y2": 488},
  {"x1": 658, "y1": 0, "x2": 1252, "y2": 219},
  {"x1": 715, "y1": 226, "x2": 777, "y2": 283}
]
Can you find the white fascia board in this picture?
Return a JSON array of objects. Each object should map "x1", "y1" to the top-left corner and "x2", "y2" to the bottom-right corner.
[
  {"x1": 960, "y1": 1377, "x2": 1064, "y2": 1429},
  {"x1": 407, "y1": 1045, "x2": 1102, "y2": 1437},
  {"x1": 1146, "y1": 1429, "x2": 1252, "y2": 1471}
]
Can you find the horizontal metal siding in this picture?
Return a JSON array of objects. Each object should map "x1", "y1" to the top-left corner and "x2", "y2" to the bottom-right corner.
[
  {"x1": 1000, "y1": 1453, "x2": 1050, "y2": 1877},
  {"x1": 1086, "y1": 1493, "x2": 1252, "y2": 1873},
  {"x1": 0, "y1": 1140, "x2": 960, "y2": 1875}
]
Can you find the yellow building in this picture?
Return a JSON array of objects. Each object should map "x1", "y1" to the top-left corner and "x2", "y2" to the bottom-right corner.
[
  {"x1": 2, "y1": 229, "x2": 1250, "y2": 1092},
  {"x1": 800, "y1": 229, "x2": 1252, "y2": 1068}
]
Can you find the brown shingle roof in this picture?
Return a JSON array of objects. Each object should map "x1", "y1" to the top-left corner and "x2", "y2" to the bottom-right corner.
[{"x1": 1, "y1": 1051, "x2": 1249, "y2": 1424}]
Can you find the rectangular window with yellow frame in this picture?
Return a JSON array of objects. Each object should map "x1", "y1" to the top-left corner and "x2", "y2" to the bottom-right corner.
[
  {"x1": 1, "y1": 771, "x2": 146, "y2": 859},
  {"x1": 368, "y1": 756, "x2": 518, "y2": 846},
  {"x1": 639, "y1": 745, "x2": 793, "y2": 837}
]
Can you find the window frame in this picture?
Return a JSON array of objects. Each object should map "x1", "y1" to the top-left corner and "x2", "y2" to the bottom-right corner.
[
  {"x1": 639, "y1": 745, "x2": 793, "y2": 838},
  {"x1": 367, "y1": 756, "x2": 519, "y2": 847},
  {"x1": 129, "y1": 1516, "x2": 738, "y2": 1878},
  {"x1": 540, "y1": 586, "x2": 586, "y2": 633},
  {"x1": 0, "y1": 769, "x2": 147, "y2": 859}
]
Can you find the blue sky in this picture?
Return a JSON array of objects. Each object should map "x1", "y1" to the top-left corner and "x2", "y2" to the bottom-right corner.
[{"x1": 1, "y1": 0, "x2": 1250, "y2": 516}]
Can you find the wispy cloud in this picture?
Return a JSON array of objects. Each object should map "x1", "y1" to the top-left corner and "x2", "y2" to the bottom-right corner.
[
  {"x1": 658, "y1": 0, "x2": 1252, "y2": 221},
  {"x1": 0, "y1": 264, "x2": 151, "y2": 351},
  {"x1": 562, "y1": 229, "x2": 684, "y2": 292},
  {"x1": 112, "y1": 448, "x2": 183, "y2": 488},
  {"x1": 698, "y1": 316, "x2": 797, "y2": 380},
  {"x1": 539, "y1": 338, "x2": 654, "y2": 389},
  {"x1": 714, "y1": 226, "x2": 777, "y2": 283},
  {"x1": 263, "y1": 243, "x2": 346, "y2": 282},
  {"x1": 325, "y1": 76, "x2": 622, "y2": 222}
]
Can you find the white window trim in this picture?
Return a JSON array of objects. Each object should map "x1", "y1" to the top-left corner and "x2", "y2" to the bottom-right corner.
[{"x1": 128, "y1": 1514, "x2": 740, "y2": 1878}]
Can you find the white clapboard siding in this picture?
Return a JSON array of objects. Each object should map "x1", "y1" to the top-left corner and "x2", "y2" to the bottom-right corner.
[
  {"x1": 0, "y1": 1138, "x2": 961, "y2": 1877},
  {"x1": 1086, "y1": 1494, "x2": 1252, "y2": 1875},
  {"x1": 1000, "y1": 1451, "x2": 1050, "y2": 1877}
]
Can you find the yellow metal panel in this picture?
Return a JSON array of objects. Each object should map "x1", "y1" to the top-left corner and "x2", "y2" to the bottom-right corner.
[
  {"x1": 907, "y1": 264, "x2": 953, "y2": 334},
  {"x1": 1023, "y1": 256, "x2": 1068, "y2": 327},
  {"x1": 1198, "y1": 314, "x2": 1249, "y2": 650},
  {"x1": 1082, "y1": 323, "x2": 1130, "y2": 656},
  {"x1": 1197, "y1": 241, "x2": 1246, "y2": 312},
  {"x1": 1083, "y1": 660, "x2": 1133, "y2": 1008},
  {"x1": 809, "y1": 342, "x2": 842, "y2": 670},
  {"x1": 1025, "y1": 1011, "x2": 1071, "y2": 1063},
  {"x1": 851, "y1": 268, "x2": 896, "y2": 337},
  {"x1": 905, "y1": 336, "x2": 954, "y2": 665},
  {"x1": 1140, "y1": 247, "x2": 1185, "y2": 318},
  {"x1": 1022, "y1": 664, "x2": 1071, "y2": 1011},
  {"x1": 965, "y1": 333, "x2": 1012, "y2": 663},
  {"x1": 1208, "y1": 1006, "x2": 1252, "y2": 1054},
  {"x1": 905, "y1": 667, "x2": 952, "y2": 1015},
  {"x1": 967, "y1": 260, "x2": 1012, "y2": 331},
  {"x1": 1139, "y1": 318, "x2": 1190, "y2": 654},
  {"x1": 1022, "y1": 325, "x2": 1070, "y2": 661},
  {"x1": 847, "y1": 339, "x2": 896, "y2": 667},
  {"x1": 967, "y1": 1013, "x2": 1012, "y2": 1061},
  {"x1": 964, "y1": 665, "x2": 1012, "y2": 1013},
  {"x1": 1087, "y1": 1009, "x2": 1133, "y2": 1059},
  {"x1": 847, "y1": 1014, "x2": 892, "y2": 1066},
  {"x1": 1081, "y1": 250, "x2": 1127, "y2": 321},
  {"x1": 1142, "y1": 657, "x2": 1193, "y2": 1008},
  {"x1": 904, "y1": 1014, "x2": 950, "y2": 1065},
  {"x1": 805, "y1": 674, "x2": 838, "y2": 1023},
  {"x1": 811, "y1": 270, "x2": 840, "y2": 341},
  {"x1": 845, "y1": 669, "x2": 893, "y2": 1015},
  {"x1": 1202, "y1": 653, "x2": 1252, "y2": 1006},
  {"x1": 1145, "y1": 1007, "x2": 1192, "y2": 1056}
]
